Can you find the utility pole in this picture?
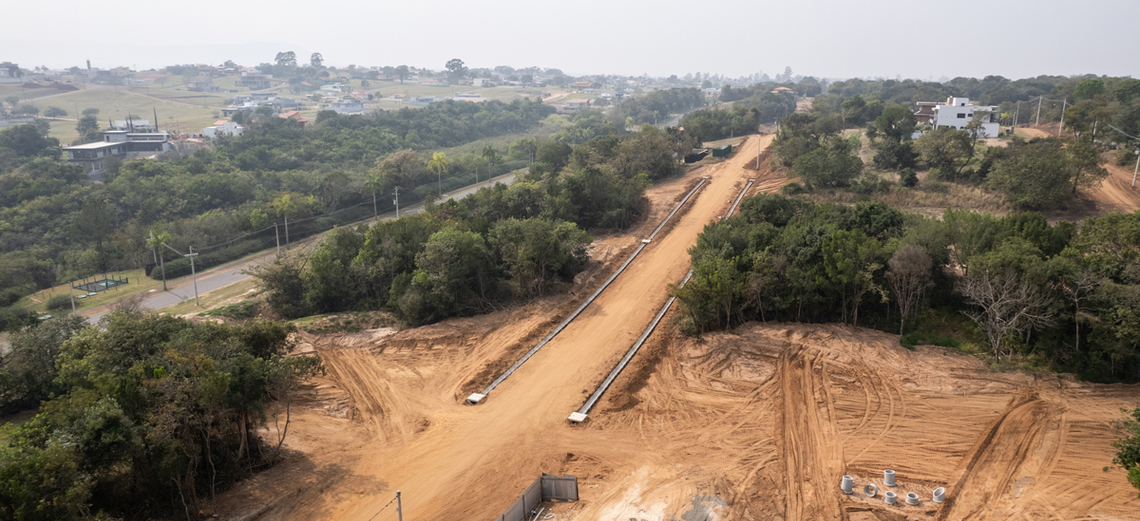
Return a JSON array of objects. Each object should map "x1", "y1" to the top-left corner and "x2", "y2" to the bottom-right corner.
[
  {"x1": 68, "y1": 281, "x2": 76, "y2": 313},
  {"x1": 154, "y1": 246, "x2": 167, "y2": 291},
  {"x1": 1035, "y1": 96, "x2": 1043, "y2": 126},
  {"x1": 393, "y1": 187, "x2": 400, "y2": 218},
  {"x1": 1014, "y1": 100, "x2": 1020, "y2": 129},
  {"x1": 396, "y1": 491, "x2": 403, "y2": 521},
  {"x1": 185, "y1": 246, "x2": 200, "y2": 306},
  {"x1": 275, "y1": 223, "x2": 280, "y2": 256},
  {"x1": 1057, "y1": 99, "x2": 1067, "y2": 137}
]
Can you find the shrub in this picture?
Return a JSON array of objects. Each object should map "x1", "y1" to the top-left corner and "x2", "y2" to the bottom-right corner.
[
  {"x1": 899, "y1": 168, "x2": 918, "y2": 187},
  {"x1": 1118, "y1": 148, "x2": 1138, "y2": 167},
  {"x1": 45, "y1": 295, "x2": 72, "y2": 311},
  {"x1": 780, "y1": 182, "x2": 807, "y2": 196}
]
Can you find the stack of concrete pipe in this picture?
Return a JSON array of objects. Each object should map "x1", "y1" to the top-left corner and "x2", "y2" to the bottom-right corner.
[{"x1": 837, "y1": 469, "x2": 947, "y2": 506}]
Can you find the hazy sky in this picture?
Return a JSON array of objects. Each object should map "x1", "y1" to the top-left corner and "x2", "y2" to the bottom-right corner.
[{"x1": 5, "y1": 0, "x2": 1138, "y2": 80}]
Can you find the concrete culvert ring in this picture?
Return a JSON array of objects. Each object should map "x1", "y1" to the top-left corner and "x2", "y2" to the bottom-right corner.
[
  {"x1": 885, "y1": 491, "x2": 897, "y2": 505},
  {"x1": 841, "y1": 475, "x2": 854, "y2": 494},
  {"x1": 864, "y1": 484, "x2": 878, "y2": 497},
  {"x1": 906, "y1": 492, "x2": 919, "y2": 505},
  {"x1": 883, "y1": 469, "x2": 896, "y2": 486},
  {"x1": 933, "y1": 487, "x2": 946, "y2": 503}
]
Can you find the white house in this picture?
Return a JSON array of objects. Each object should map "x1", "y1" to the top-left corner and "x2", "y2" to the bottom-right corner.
[
  {"x1": 203, "y1": 120, "x2": 244, "y2": 138},
  {"x1": 930, "y1": 97, "x2": 1000, "y2": 137},
  {"x1": 319, "y1": 83, "x2": 349, "y2": 94},
  {"x1": 323, "y1": 99, "x2": 364, "y2": 114}
]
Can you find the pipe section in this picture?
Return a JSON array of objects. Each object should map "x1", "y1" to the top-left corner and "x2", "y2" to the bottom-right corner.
[
  {"x1": 840, "y1": 475, "x2": 853, "y2": 494},
  {"x1": 933, "y1": 487, "x2": 945, "y2": 503},
  {"x1": 864, "y1": 484, "x2": 878, "y2": 498},
  {"x1": 883, "y1": 469, "x2": 896, "y2": 487},
  {"x1": 906, "y1": 492, "x2": 919, "y2": 506},
  {"x1": 884, "y1": 491, "x2": 897, "y2": 505}
]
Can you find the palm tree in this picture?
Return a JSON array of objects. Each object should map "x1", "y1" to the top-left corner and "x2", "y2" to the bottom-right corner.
[
  {"x1": 365, "y1": 173, "x2": 383, "y2": 218},
  {"x1": 146, "y1": 231, "x2": 172, "y2": 291},
  {"x1": 271, "y1": 194, "x2": 298, "y2": 245},
  {"x1": 428, "y1": 152, "x2": 450, "y2": 198},
  {"x1": 481, "y1": 145, "x2": 500, "y2": 183}
]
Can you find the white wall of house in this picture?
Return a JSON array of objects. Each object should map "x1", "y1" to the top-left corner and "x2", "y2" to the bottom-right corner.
[{"x1": 933, "y1": 97, "x2": 1000, "y2": 137}]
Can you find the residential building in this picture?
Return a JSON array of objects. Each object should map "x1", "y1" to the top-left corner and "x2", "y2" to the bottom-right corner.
[
  {"x1": 278, "y1": 111, "x2": 308, "y2": 127},
  {"x1": 319, "y1": 83, "x2": 349, "y2": 95},
  {"x1": 0, "y1": 62, "x2": 18, "y2": 77},
  {"x1": 473, "y1": 78, "x2": 494, "y2": 87},
  {"x1": 112, "y1": 119, "x2": 158, "y2": 132},
  {"x1": 235, "y1": 71, "x2": 272, "y2": 89},
  {"x1": 221, "y1": 96, "x2": 298, "y2": 116},
  {"x1": 926, "y1": 97, "x2": 1000, "y2": 137},
  {"x1": 406, "y1": 96, "x2": 441, "y2": 107},
  {"x1": 62, "y1": 126, "x2": 172, "y2": 178},
  {"x1": 322, "y1": 99, "x2": 365, "y2": 114},
  {"x1": 202, "y1": 120, "x2": 244, "y2": 138},
  {"x1": 558, "y1": 99, "x2": 591, "y2": 114}
]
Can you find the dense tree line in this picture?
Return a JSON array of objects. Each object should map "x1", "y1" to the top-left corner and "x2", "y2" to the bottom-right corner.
[
  {"x1": 253, "y1": 127, "x2": 692, "y2": 325},
  {"x1": 0, "y1": 312, "x2": 322, "y2": 520},
  {"x1": 673, "y1": 193, "x2": 1140, "y2": 382},
  {"x1": 678, "y1": 106, "x2": 761, "y2": 142},
  {"x1": 611, "y1": 88, "x2": 704, "y2": 125},
  {"x1": 0, "y1": 99, "x2": 557, "y2": 329}
]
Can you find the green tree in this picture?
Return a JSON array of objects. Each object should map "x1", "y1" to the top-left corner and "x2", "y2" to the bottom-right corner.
[
  {"x1": 274, "y1": 51, "x2": 297, "y2": 67},
  {"x1": 43, "y1": 107, "x2": 67, "y2": 118},
  {"x1": 146, "y1": 230, "x2": 172, "y2": 290},
  {"x1": 445, "y1": 58, "x2": 467, "y2": 83},
  {"x1": 875, "y1": 104, "x2": 917, "y2": 143},
  {"x1": 914, "y1": 127, "x2": 971, "y2": 175},
  {"x1": 1108, "y1": 408, "x2": 1140, "y2": 498},
  {"x1": 987, "y1": 138, "x2": 1074, "y2": 209},
  {"x1": 488, "y1": 218, "x2": 590, "y2": 297},
  {"x1": 428, "y1": 151, "x2": 450, "y2": 197},
  {"x1": 81, "y1": 107, "x2": 99, "y2": 116},
  {"x1": 271, "y1": 193, "x2": 299, "y2": 244},
  {"x1": 310, "y1": 52, "x2": 323, "y2": 68},
  {"x1": 792, "y1": 135, "x2": 864, "y2": 187},
  {"x1": 3, "y1": 96, "x2": 18, "y2": 109},
  {"x1": 1068, "y1": 139, "x2": 1110, "y2": 195},
  {"x1": 365, "y1": 172, "x2": 384, "y2": 218},
  {"x1": 1074, "y1": 78, "x2": 1106, "y2": 101},
  {"x1": 75, "y1": 114, "x2": 100, "y2": 141},
  {"x1": 395, "y1": 65, "x2": 409, "y2": 84},
  {"x1": 822, "y1": 229, "x2": 883, "y2": 326}
]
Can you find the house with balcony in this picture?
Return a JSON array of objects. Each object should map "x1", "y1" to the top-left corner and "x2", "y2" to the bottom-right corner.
[{"x1": 62, "y1": 126, "x2": 172, "y2": 178}]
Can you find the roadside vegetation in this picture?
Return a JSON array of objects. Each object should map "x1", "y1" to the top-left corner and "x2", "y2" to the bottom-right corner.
[
  {"x1": 0, "y1": 312, "x2": 322, "y2": 520},
  {"x1": 253, "y1": 126, "x2": 694, "y2": 326}
]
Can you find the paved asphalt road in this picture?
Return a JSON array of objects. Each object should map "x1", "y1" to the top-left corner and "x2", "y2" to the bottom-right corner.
[{"x1": 85, "y1": 171, "x2": 520, "y2": 324}]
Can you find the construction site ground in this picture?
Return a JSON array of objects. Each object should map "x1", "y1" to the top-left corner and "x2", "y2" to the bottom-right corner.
[{"x1": 209, "y1": 134, "x2": 1140, "y2": 521}]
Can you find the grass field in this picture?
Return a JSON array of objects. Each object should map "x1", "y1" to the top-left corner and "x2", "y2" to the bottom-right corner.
[
  {"x1": 17, "y1": 268, "x2": 170, "y2": 315},
  {"x1": 21, "y1": 88, "x2": 222, "y2": 143}
]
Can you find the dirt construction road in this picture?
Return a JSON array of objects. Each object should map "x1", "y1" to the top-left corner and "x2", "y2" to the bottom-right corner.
[{"x1": 212, "y1": 134, "x2": 1140, "y2": 520}]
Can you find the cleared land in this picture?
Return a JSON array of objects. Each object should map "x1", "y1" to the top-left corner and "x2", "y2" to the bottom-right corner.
[{"x1": 205, "y1": 135, "x2": 1140, "y2": 520}]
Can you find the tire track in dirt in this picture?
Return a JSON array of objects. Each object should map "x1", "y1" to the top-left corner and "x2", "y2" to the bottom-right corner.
[
  {"x1": 935, "y1": 391, "x2": 1058, "y2": 520},
  {"x1": 775, "y1": 344, "x2": 845, "y2": 521}
]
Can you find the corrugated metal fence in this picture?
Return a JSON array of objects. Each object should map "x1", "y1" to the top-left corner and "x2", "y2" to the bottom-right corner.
[{"x1": 494, "y1": 474, "x2": 578, "y2": 521}]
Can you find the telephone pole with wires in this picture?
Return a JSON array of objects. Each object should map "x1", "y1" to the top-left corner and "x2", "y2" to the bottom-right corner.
[{"x1": 1106, "y1": 124, "x2": 1140, "y2": 188}]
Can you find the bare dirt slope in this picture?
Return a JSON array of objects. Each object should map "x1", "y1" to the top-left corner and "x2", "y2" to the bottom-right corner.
[
  {"x1": 1087, "y1": 162, "x2": 1140, "y2": 214},
  {"x1": 210, "y1": 134, "x2": 1140, "y2": 521}
]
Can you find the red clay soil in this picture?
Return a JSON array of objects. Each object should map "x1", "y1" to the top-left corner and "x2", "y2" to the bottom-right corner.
[{"x1": 207, "y1": 135, "x2": 1140, "y2": 521}]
